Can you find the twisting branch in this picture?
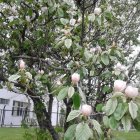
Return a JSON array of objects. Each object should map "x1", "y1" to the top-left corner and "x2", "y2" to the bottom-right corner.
[{"x1": 13, "y1": 55, "x2": 70, "y2": 71}]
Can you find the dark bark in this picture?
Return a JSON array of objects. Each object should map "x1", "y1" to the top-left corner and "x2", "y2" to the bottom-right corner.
[
  {"x1": 64, "y1": 99, "x2": 73, "y2": 132},
  {"x1": 31, "y1": 97, "x2": 59, "y2": 140},
  {"x1": 48, "y1": 94, "x2": 54, "y2": 118}
]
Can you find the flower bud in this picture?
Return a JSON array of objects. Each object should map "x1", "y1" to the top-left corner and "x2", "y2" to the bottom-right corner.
[
  {"x1": 81, "y1": 104, "x2": 92, "y2": 116},
  {"x1": 38, "y1": 70, "x2": 44, "y2": 74},
  {"x1": 19, "y1": 60, "x2": 25, "y2": 69},
  {"x1": 71, "y1": 73, "x2": 80, "y2": 85},
  {"x1": 125, "y1": 86, "x2": 138, "y2": 98},
  {"x1": 114, "y1": 80, "x2": 126, "y2": 92},
  {"x1": 94, "y1": 8, "x2": 102, "y2": 15}
]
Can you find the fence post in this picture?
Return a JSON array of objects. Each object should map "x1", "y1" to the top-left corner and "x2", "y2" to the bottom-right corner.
[{"x1": 1, "y1": 105, "x2": 6, "y2": 127}]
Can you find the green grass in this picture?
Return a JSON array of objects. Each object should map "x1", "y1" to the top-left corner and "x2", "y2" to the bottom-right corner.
[
  {"x1": 0, "y1": 128, "x2": 140, "y2": 140},
  {"x1": 0, "y1": 127, "x2": 25, "y2": 140},
  {"x1": 113, "y1": 130, "x2": 140, "y2": 140}
]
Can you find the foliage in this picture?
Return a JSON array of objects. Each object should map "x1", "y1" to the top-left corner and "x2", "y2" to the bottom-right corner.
[{"x1": 0, "y1": 0, "x2": 140, "y2": 140}]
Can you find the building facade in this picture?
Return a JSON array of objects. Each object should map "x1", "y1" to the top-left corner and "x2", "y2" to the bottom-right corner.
[{"x1": 0, "y1": 88, "x2": 61, "y2": 127}]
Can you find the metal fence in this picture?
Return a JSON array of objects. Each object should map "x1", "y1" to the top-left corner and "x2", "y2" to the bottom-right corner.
[{"x1": 0, "y1": 109, "x2": 65, "y2": 127}]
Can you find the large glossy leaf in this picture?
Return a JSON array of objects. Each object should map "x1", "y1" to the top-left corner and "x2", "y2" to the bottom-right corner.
[
  {"x1": 133, "y1": 120, "x2": 140, "y2": 131},
  {"x1": 92, "y1": 119, "x2": 103, "y2": 135},
  {"x1": 64, "y1": 39, "x2": 72, "y2": 49},
  {"x1": 129, "y1": 101, "x2": 138, "y2": 119},
  {"x1": 109, "y1": 116, "x2": 119, "y2": 129},
  {"x1": 121, "y1": 115, "x2": 131, "y2": 132},
  {"x1": 105, "y1": 98, "x2": 118, "y2": 116},
  {"x1": 64, "y1": 124, "x2": 77, "y2": 140},
  {"x1": 67, "y1": 110, "x2": 81, "y2": 122},
  {"x1": 78, "y1": 86, "x2": 86, "y2": 103},
  {"x1": 8, "y1": 74, "x2": 21, "y2": 82},
  {"x1": 68, "y1": 86, "x2": 75, "y2": 98},
  {"x1": 103, "y1": 116, "x2": 109, "y2": 128},
  {"x1": 75, "y1": 123, "x2": 93, "y2": 140},
  {"x1": 114, "y1": 103, "x2": 128, "y2": 121},
  {"x1": 72, "y1": 93, "x2": 81, "y2": 110},
  {"x1": 57, "y1": 87, "x2": 68, "y2": 101},
  {"x1": 101, "y1": 53, "x2": 109, "y2": 65}
]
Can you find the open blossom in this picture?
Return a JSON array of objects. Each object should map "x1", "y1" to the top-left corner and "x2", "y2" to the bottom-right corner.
[
  {"x1": 94, "y1": 8, "x2": 102, "y2": 15},
  {"x1": 90, "y1": 48, "x2": 96, "y2": 53},
  {"x1": 125, "y1": 86, "x2": 138, "y2": 98},
  {"x1": 19, "y1": 60, "x2": 25, "y2": 69},
  {"x1": 70, "y1": 18, "x2": 76, "y2": 26},
  {"x1": 115, "y1": 63, "x2": 126, "y2": 71},
  {"x1": 41, "y1": 7, "x2": 48, "y2": 13},
  {"x1": 81, "y1": 104, "x2": 92, "y2": 116},
  {"x1": 114, "y1": 80, "x2": 126, "y2": 92},
  {"x1": 71, "y1": 73, "x2": 80, "y2": 85}
]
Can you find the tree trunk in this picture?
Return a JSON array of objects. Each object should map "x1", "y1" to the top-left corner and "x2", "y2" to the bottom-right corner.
[
  {"x1": 31, "y1": 97, "x2": 59, "y2": 140},
  {"x1": 64, "y1": 99, "x2": 73, "y2": 132}
]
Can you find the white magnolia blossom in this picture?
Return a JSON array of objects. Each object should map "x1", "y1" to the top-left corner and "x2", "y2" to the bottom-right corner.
[
  {"x1": 70, "y1": 18, "x2": 76, "y2": 26},
  {"x1": 125, "y1": 86, "x2": 138, "y2": 98},
  {"x1": 114, "y1": 80, "x2": 126, "y2": 92},
  {"x1": 81, "y1": 104, "x2": 92, "y2": 116},
  {"x1": 115, "y1": 63, "x2": 126, "y2": 71},
  {"x1": 94, "y1": 8, "x2": 102, "y2": 15},
  {"x1": 71, "y1": 73, "x2": 80, "y2": 85},
  {"x1": 26, "y1": 16, "x2": 30, "y2": 22},
  {"x1": 41, "y1": 7, "x2": 48, "y2": 13},
  {"x1": 90, "y1": 48, "x2": 96, "y2": 53}
]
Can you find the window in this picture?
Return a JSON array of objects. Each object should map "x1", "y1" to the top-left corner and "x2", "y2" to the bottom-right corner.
[
  {"x1": 0, "y1": 98, "x2": 9, "y2": 104},
  {"x1": 12, "y1": 101, "x2": 30, "y2": 117}
]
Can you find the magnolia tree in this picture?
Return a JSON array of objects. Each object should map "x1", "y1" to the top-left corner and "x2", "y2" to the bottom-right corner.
[{"x1": 0, "y1": 0, "x2": 140, "y2": 140}]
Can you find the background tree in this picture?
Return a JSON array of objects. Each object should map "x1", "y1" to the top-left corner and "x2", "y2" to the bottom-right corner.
[{"x1": 0, "y1": 0, "x2": 140, "y2": 140}]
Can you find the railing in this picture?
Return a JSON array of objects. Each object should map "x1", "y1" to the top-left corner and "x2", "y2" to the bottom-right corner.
[{"x1": 0, "y1": 109, "x2": 65, "y2": 127}]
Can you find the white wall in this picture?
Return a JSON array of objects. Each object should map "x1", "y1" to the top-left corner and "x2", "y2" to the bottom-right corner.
[{"x1": 0, "y1": 88, "x2": 61, "y2": 126}]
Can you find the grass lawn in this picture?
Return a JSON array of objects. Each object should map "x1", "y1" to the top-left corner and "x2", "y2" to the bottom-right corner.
[
  {"x1": 0, "y1": 127, "x2": 25, "y2": 140},
  {"x1": 0, "y1": 128, "x2": 140, "y2": 140},
  {"x1": 113, "y1": 130, "x2": 140, "y2": 140}
]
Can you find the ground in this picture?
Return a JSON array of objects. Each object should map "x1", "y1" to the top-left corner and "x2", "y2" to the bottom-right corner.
[{"x1": 0, "y1": 128, "x2": 139, "y2": 140}]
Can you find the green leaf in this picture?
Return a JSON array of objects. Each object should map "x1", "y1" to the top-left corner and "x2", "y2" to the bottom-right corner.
[
  {"x1": 103, "y1": 116, "x2": 109, "y2": 128},
  {"x1": 64, "y1": 124, "x2": 77, "y2": 140},
  {"x1": 101, "y1": 53, "x2": 109, "y2": 65},
  {"x1": 84, "y1": 48, "x2": 92, "y2": 61},
  {"x1": 121, "y1": 115, "x2": 131, "y2": 132},
  {"x1": 109, "y1": 116, "x2": 119, "y2": 129},
  {"x1": 78, "y1": 87, "x2": 86, "y2": 103},
  {"x1": 76, "y1": 123, "x2": 93, "y2": 140},
  {"x1": 60, "y1": 18, "x2": 69, "y2": 25},
  {"x1": 96, "y1": 104, "x2": 103, "y2": 112},
  {"x1": 92, "y1": 119, "x2": 103, "y2": 135},
  {"x1": 112, "y1": 92, "x2": 124, "y2": 98},
  {"x1": 133, "y1": 120, "x2": 140, "y2": 131},
  {"x1": 57, "y1": 8, "x2": 64, "y2": 17},
  {"x1": 68, "y1": 86, "x2": 75, "y2": 98},
  {"x1": 57, "y1": 87, "x2": 68, "y2": 101},
  {"x1": 64, "y1": 39, "x2": 72, "y2": 49},
  {"x1": 72, "y1": 93, "x2": 81, "y2": 110},
  {"x1": 114, "y1": 103, "x2": 128, "y2": 121},
  {"x1": 129, "y1": 101, "x2": 138, "y2": 119},
  {"x1": 8, "y1": 74, "x2": 21, "y2": 82},
  {"x1": 67, "y1": 110, "x2": 81, "y2": 122},
  {"x1": 25, "y1": 72, "x2": 32, "y2": 80},
  {"x1": 105, "y1": 98, "x2": 118, "y2": 116},
  {"x1": 88, "y1": 13, "x2": 95, "y2": 22}
]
